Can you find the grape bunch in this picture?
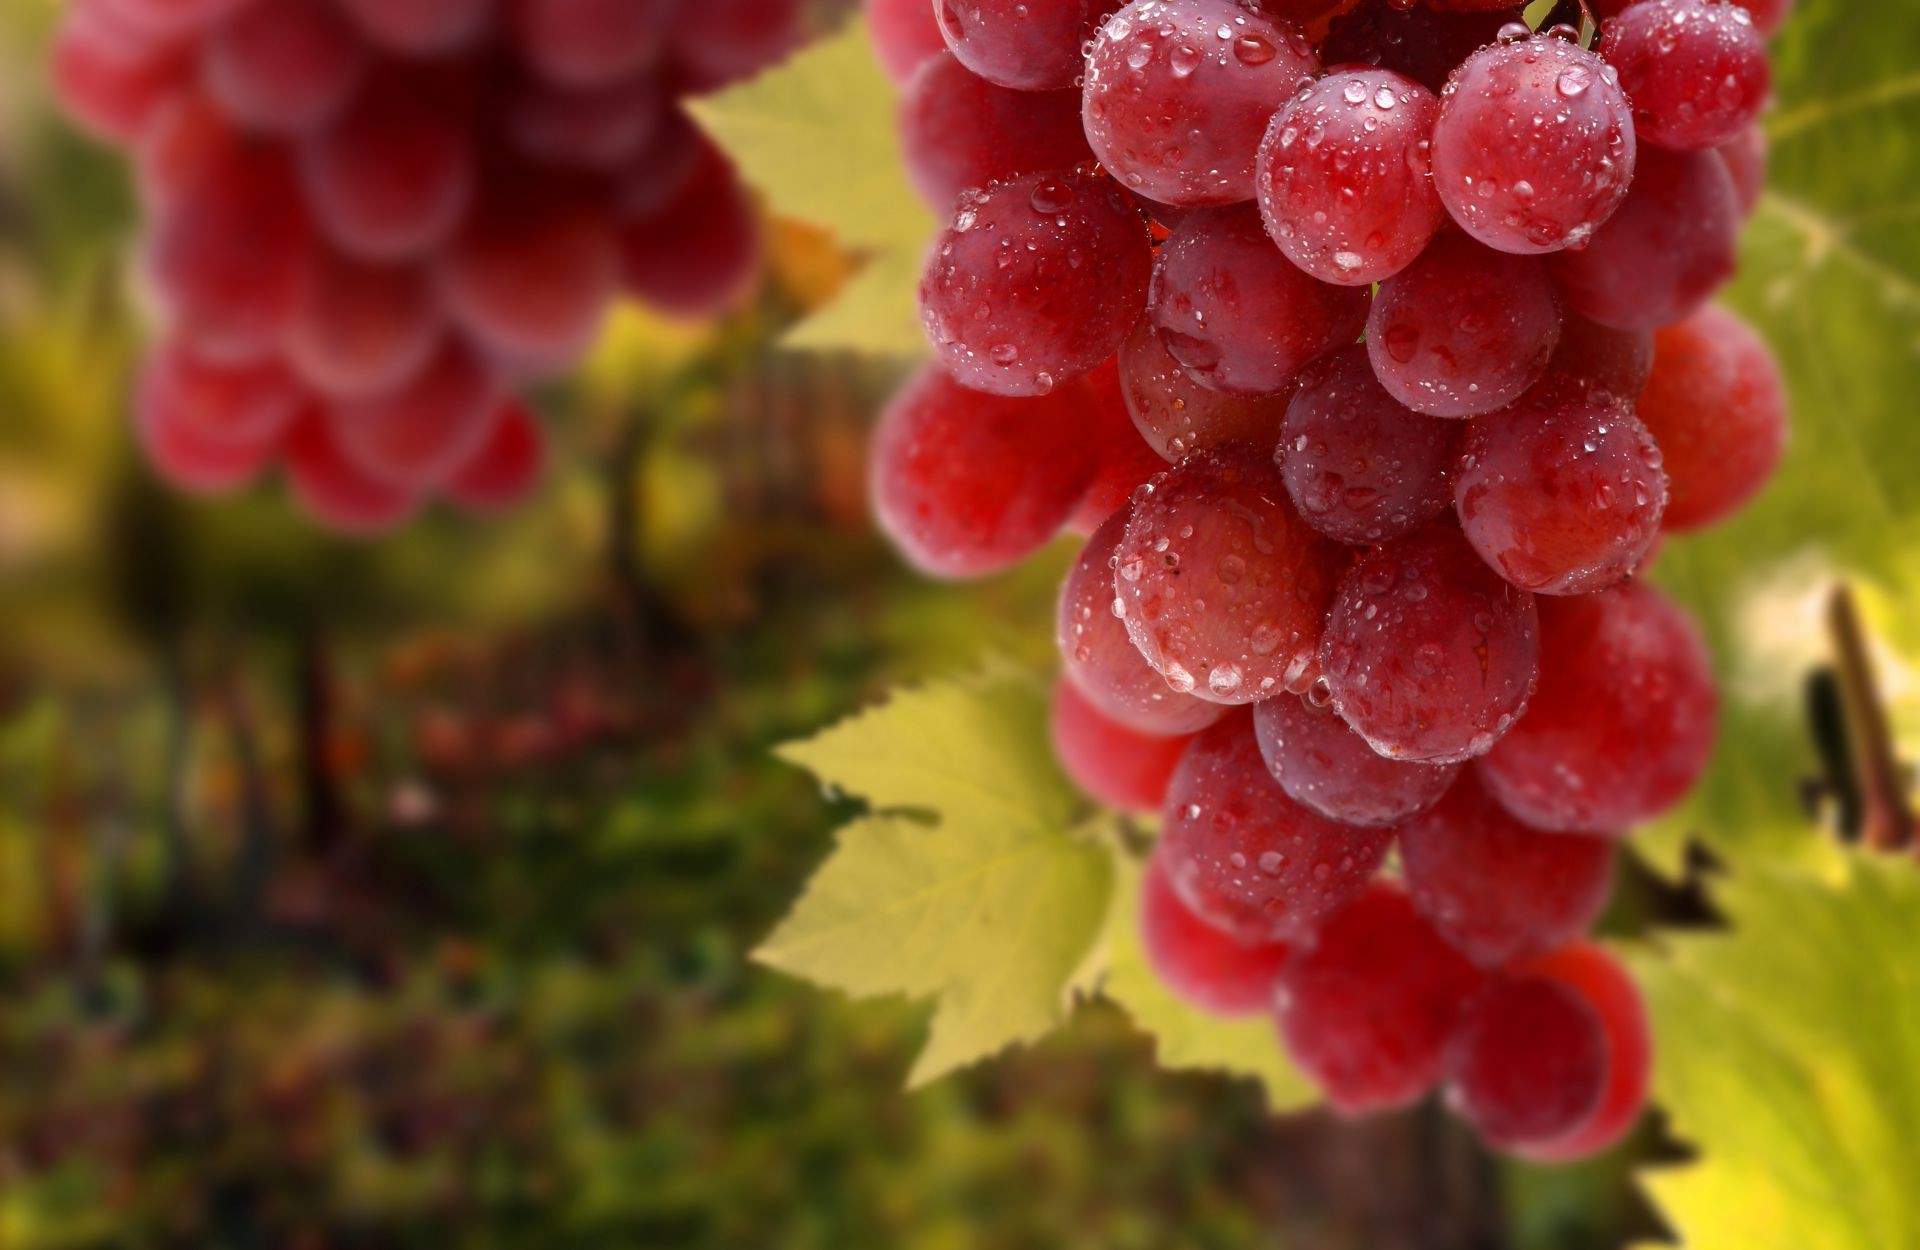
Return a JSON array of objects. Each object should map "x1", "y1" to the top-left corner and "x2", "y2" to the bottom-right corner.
[
  {"x1": 869, "y1": 0, "x2": 1792, "y2": 1159},
  {"x1": 53, "y1": 0, "x2": 794, "y2": 533}
]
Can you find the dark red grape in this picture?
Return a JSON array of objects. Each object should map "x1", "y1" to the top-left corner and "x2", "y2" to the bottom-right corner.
[
  {"x1": 610, "y1": 105, "x2": 707, "y2": 221},
  {"x1": 1511, "y1": 944, "x2": 1650, "y2": 1161},
  {"x1": 1635, "y1": 304, "x2": 1787, "y2": 532},
  {"x1": 619, "y1": 136, "x2": 764, "y2": 320},
  {"x1": 335, "y1": 0, "x2": 493, "y2": 55},
  {"x1": 920, "y1": 169, "x2": 1153, "y2": 397},
  {"x1": 1255, "y1": 68, "x2": 1445, "y2": 286},
  {"x1": 1366, "y1": 231, "x2": 1561, "y2": 418},
  {"x1": 1432, "y1": 35, "x2": 1636, "y2": 254},
  {"x1": 447, "y1": 401, "x2": 545, "y2": 514},
  {"x1": 135, "y1": 87, "x2": 235, "y2": 206},
  {"x1": 202, "y1": 0, "x2": 369, "y2": 135},
  {"x1": 1140, "y1": 846, "x2": 1290, "y2": 1017},
  {"x1": 869, "y1": 0, "x2": 951, "y2": 86},
  {"x1": 299, "y1": 72, "x2": 477, "y2": 262},
  {"x1": 1052, "y1": 679, "x2": 1194, "y2": 812},
  {"x1": 1320, "y1": 525, "x2": 1540, "y2": 763},
  {"x1": 898, "y1": 52, "x2": 1093, "y2": 213},
  {"x1": 1083, "y1": 0, "x2": 1319, "y2": 206},
  {"x1": 1275, "y1": 885, "x2": 1483, "y2": 1114},
  {"x1": 101, "y1": 0, "x2": 254, "y2": 38},
  {"x1": 1116, "y1": 319, "x2": 1291, "y2": 461},
  {"x1": 1602, "y1": 0, "x2": 1769, "y2": 152},
  {"x1": 1319, "y1": 0, "x2": 1519, "y2": 95},
  {"x1": 1116, "y1": 446, "x2": 1340, "y2": 704},
  {"x1": 329, "y1": 343, "x2": 504, "y2": 488},
  {"x1": 937, "y1": 0, "x2": 1111, "y2": 91},
  {"x1": 1160, "y1": 714, "x2": 1393, "y2": 943},
  {"x1": 1738, "y1": 0, "x2": 1794, "y2": 38},
  {"x1": 283, "y1": 413, "x2": 419, "y2": 534},
  {"x1": 1477, "y1": 582, "x2": 1716, "y2": 834},
  {"x1": 511, "y1": 0, "x2": 678, "y2": 90},
  {"x1": 1446, "y1": 974, "x2": 1607, "y2": 1151},
  {"x1": 668, "y1": 0, "x2": 808, "y2": 94},
  {"x1": 283, "y1": 249, "x2": 443, "y2": 401},
  {"x1": 506, "y1": 76, "x2": 664, "y2": 169},
  {"x1": 1543, "y1": 313, "x2": 1654, "y2": 404},
  {"x1": 1253, "y1": 692, "x2": 1460, "y2": 827}
]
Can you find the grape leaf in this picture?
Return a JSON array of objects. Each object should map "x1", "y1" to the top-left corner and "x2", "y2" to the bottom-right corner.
[
  {"x1": 1629, "y1": 848, "x2": 1920, "y2": 1250},
  {"x1": 760, "y1": 673, "x2": 1111, "y2": 1085},
  {"x1": 691, "y1": 19, "x2": 933, "y2": 358}
]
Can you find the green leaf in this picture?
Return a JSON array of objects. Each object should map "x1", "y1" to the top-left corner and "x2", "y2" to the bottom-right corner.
[
  {"x1": 760, "y1": 673, "x2": 1111, "y2": 1085},
  {"x1": 1629, "y1": 849, "x2": 1920, "y2": 1250},
  {"x1": 1097, "y1": 850, "x2": 1318, "y2": 1111}
]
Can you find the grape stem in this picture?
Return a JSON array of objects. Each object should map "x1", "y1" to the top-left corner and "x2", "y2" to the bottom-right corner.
[{"x1": 1826, "y1": 584, "x2": 1915, "y2": 853}]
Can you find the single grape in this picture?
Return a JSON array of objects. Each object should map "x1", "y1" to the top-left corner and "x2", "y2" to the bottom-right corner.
[
  {"x1": 1477, "y1": 582, "x2": 1717, "y2": 834},
  {"x1": 1320, "y1": 1, "x2": 1520, "y2": 95},
  {"x1": 283, "y1": 413, "x2": 419, "y2": 534},
  {"x1": 1716, "y1": 122, "x2": 1768, "y2": 217},
  {"x1": 1547, "y1": 145, "x2": 1738, "y2": 333},
  {"x1": 1636, "y1": 305, "x2": 1788, "y2": 532},
  {"x1": 868, "y1": 0, "x2": 950, "y2": 86},
  {"x1": 920, "y1": 169, "x2": 1152, "y2": 397},
  {"x1": 511, "y1": 0, "x2": 678, "y2": 90},
  {"x1": 1140, "y1": 846, "x2": 1291, "y2": 1017},
  {"x1": 1116, "y1": 319, "x2": 1292, "y2": 461},
  {"x1": 872, "y1": 366, "x2": 1101, "y2": 578},
  {"x1": 668, "y1": 0, "x2": 808, "y2": 94},
  {"x1": 1280, "y1": 346, "x2": 1461, "y2": 547},
  {"x1": 1160, "y1": 714, "x2": 1393, "y2": 944},
  {"x1": 1275, "y1": 885, "x2": 1484, "y2": 1114},
  {"x1": 135, "y1": 87, "x2": 236, "y2": 207},
  {"x1": 506, "y1": 76, "x2": 665, "y2": 169},
  {"x1": 52, "y1": 5, "x2": 193, "y2": 147},
  {"x1": 1446, "y1": 974, "x2": 1608, "y2": 1152},
  {"x1": 1432, "y1": 35, "x2": 1636, "y2": 254},
  {"x1": 611, "y1": 105, "x2": 706, "y2": 221},
  {"x1": 1150, "y1": 203, "x2": 1371, "y2": 398},
  {"x1": 1052, "y1": 680, "x2": 1194, "y2": 812},
  {"x1": 1511, "y1": 944, "x2": 1650, "y2": 1162},
  {"x1": 898, "y1": 52, "x2": 1093, "y2": 213},
  {"x1": 202, "y1": 0, "x2": 369, "y2": 135},
  {"x1": 1602, "y1": 0, "x2": 1769, "y2": 152},
  {"x1": 1543, "y1": 313, "x2": 1654, "y2": 404},
  {"x1": 1253, "y1": 692, "x2": 1460, "y2": 828},
  {"x1": 937, "y1": 0, "x2": 1111, "y2": 91},
  {"x1": 334, "y1": 0, "x2": 493, "y2": 55},
  {"x1": 1059, "y1": 509, "x2": 1230, "y2": 736},
  {"x1": 328, "y1": 343, "x2": 504, "y2": 488},
  {"x1": 1083, "y1": 0, "x2": 1319, "y2": 206},
  {"x1": 1067, "y1": 358, "x2": 1170, "y2": 534},
  {"x1": 618, "y1": 136, "x2": 764, "y2": 319},
  {"x1": 1737, "y1": 0, "x2": 1794, "y2": 38},
  {"x1": 1255, "y1": 68, "x2": 1445, "y2": 286},
  {"x1": 1116, "y1": 446, "x2": 1340, "y2": 705},
  {"x1": 1399, "y1": 772, "x2": 1614, "y2": 966},
  {"x1": 1321, "y1": 524, "x2": 1541, "y2": 763},
  {"x1": 140, "y1": 338, "x2": 304, "y2": 448},
  {"x1": 1366, "y1": 231, "x2": 1561, "y2": 418},
  {"x1": 282, "y1": 249, "x2": 443, "y2": 401},
  {"x1": 446, "y1": 401, "x2": 545, "y2": 515},
  {"x1": 1455, "y1": 381, "x2": 1667, "y2": 596}
]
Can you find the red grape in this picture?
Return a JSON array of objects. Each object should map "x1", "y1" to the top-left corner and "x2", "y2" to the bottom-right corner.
[
  {"x1": 1116, "y1": 319, "x2": 1291, "y2": 461},
  {"x1": 140, "y1": 337, "x2": 304, "y2": 447},
  {"x1": 1432, "y1": 35, "x2": 1636, "y2": 254},
  {"x1": 1280, "y1": 346, "x2": 1461, "y2": 547},
  {"x1": 1160, "y1": 714, "x2": 1393, "y2": 944},
  {"x1": 1255, "y1": 68, "x2": 1445, "y2": 286},
  {"x1": 1320, "y1": 524, "x2": 1541, "y2": 763},
  {"x1": 1548, "y1": 145, "x2": 1738, "y2": 333},
  {"x1": 335, "y1": 0, "x2": 494, "y2": 55},
  {"x1": 610, "y1": 105, "x2": 706, "y2": 221},
  {"x1": 1275, "y1": 885, "x2": 1484, "y2": 1114},
  {"x1": 1320, "y1": 1, "x2": 1519, "y2": 95},
  {"x1": 1399, "y1": 772, "x2": 1614, "y2": 966},
  {"x1": 1252, "y1": 692, "x2": 1460, "y2": 828},
  {"x1": 668, "y1": 0, "x2": 808, "y2": 94},
  {"x1": 1366, "y1": 231, "x2": 1561, "y2": 418},
  {"x1": 506, "y1": 76, "x2": 665, "y2": 169},
  {"x1": 511, "y1": 0, "x2": 678, "y2": 90},
  {"x1": 328, "y1": 343, "x2": 504, "y2": 488},
  {"x1": 937, "y1": 0, "x2": 1111, "y2": 91},
  {"x1": 1116, "y1": 446, "x2": 1340, "y2": 704},
  {"x1": 101, "y1": 0, "x2": 254, "y2": 38},
  {"x1": 869, "y1": 0, "x2": 951, "y2": 87},
  {"x1": 1454, "y1": 381, "x2": 1668, "y2": 596},
  {"x1": 1140, "y1": 846, "x2": 1291, "y2": 1017},
  {"x1": 871, "y1": 366, "x2": 1101, "y2": 578},
  {"x1": 1149, "y1": 203, "x2": 1371, "y2": 398},
  {"x1": 1052, "y1": 679, "x2": 1193, "y2": 812},
  {"x1": 1083, "y1": 0, "x2": 1319, "y2": 206},
  {"x1": 447, "y1": 401, "x2": 545, "y2": 514},
  {"x1": 1068, "y1": 359, "x2": 1170, "y2": 533},
  {"x1": 283, "y1": 250, "x2": 443, "y2": 401},
  {"x1": 619, "y1": 136, "x2": 764, "y2": 320},
  {"x1": 920, "y1": 169, "x2": 1153, "y2": 397},
  {"x1": 282, "y1": 413, "x2": 419, "y2": 534},
  {"x1": 1737, "y1": 0, "x2": 1794, "y2": 38},
  {"x1": 1635, "y1": 304, "x2": 1788, "y2": 532},
  {"x1": 135, "y1": 87, "x2": 236, "y2": 206},
  {"x1": 1512, "y1": 944, "x2": 1650, "y2": 1161},
  {"x1": 1602, "y1": 0, "x2": 1769, "y2": 152},
  {"x1": 898, "y1": 53, "x2": 1093, "y2": 213},
  {"x1": 1477, "y1": 582, "x2": 1717, "y2": 834},
  {"x1": 1446, "y1": 974, "x2": 1607, "y2": 1151},
  {"x1": 52, "y1": 4, "x2": 193, "y2": 147},
  {"x1": 1543, "y1": 313, "x2": 1654, "y2": 403},
  {"x1": 202, "y1": 0, "x2": 369, "y2": 135}
]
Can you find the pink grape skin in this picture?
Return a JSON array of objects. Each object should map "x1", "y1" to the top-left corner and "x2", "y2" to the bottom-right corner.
[
  {"x1": 1274, "y1": 885, "x2": 1484, "y2": 1114},
  {"x1": 511, "y1": 0, "x2": 678, "y2": 90},
  {"x1": 1255, "y1": 68, "x2": 1445, "y2": 287},
  {"x1": 447, "y1": 402, "x2": 545, "y2": 515},
  {"x1": 334, "y1": 0, "x2": 493, "y2": 56},
  {"x1": 619, "y1": 137, "x2": 764, "y2": 320},
  {"x1": 1139, "y1": 847, "x2": 1291, "y2": 1017},
  {"x1": 328, "y1": 343, "x2": 504, "y2": 489},
  {"x1": 937, "y1": 0, "x2": 1111, "y2": 91},
  {"x1": 1115, "y1": 446, "x2": 1341, "y2": 705},
  {"x1": 1067, "y1": 359, "x2": 1170, "y2": 533},
  {"x1": 140, "y1": 338, "x2": 303, "y2": 448},
  {"x1": 202, "y1": 0, "x2": 369, "y2": 135},
  {"x1": 1117, "y1": 319, "x2": 1292, "y2": 462},
  {"x1": 920, "y1": 169, "x2": 1153, "y2": 398},
  {"x1": 898, "y1": 53, "x2": 1093, "y2": 213},
  {"x1": 1636, "y1": 305, "x2": 1788, "y2": 532},
  {"x1": 1319, "y1": 1, "x2": 1520, "y2": 95},
  {"x1": 1058, "y1": 509, "x2": 1230, "y2": 736},
  {"x1": 1252, "y1": 692, "x2": 1461, "y2": 828},
  {"x1": 1716, "y1": 123, "x2": 1767, "y2": 217},
  {"x1": 1512, "y1": 944, "x2": 1651, "y2": 1162},
  {"x1": 52, "y1": 5, "x2": 193, "y2": 147},
  {"x1": 1149, "y1": 203, "x2": 1371, "y2": 398},
  {"x1": 282, "y1": 413, "x2": 419, "y2": 535},
  {"x1": 1320, "y1": 524, "x2": 1541, "y2": 764},
  {"x1": 1082, "y1": 0, "x2": 1320, "y2": 207},
  {"x1": 1366, "y1": 231, "x2": 1562, "y2": 418},
  {"x1": 1280, "y1": 346, "x2": 1461, "y2": 547},
  {"x1": 506, "y1": 77, "x2": 664, "y2": 169},
  {"x1": 872, "y1": 366, "x2": 1101, "y2": 579},
  {"x1": 1431, "y1": 36, "x2": 1636, "y2": 255},
  {"x1": 1543, "y1": 313, "x2": 1654, "y2": 404},
  {"x1": 1446, "y1": 974, "x2": 1608, "y2": 1152},
  {"x1": 1398, "y1": 773, "x2": 1615, "y2": 967},
  {"x1": 1602, "y1": 0, "x2": 1769, "y2": 152},
  {"x1": 668, "y1": 0, "x2": 808, "y2": 94},
  {"x1": 1052, "y1": 680, "x2": 1194, "y2": 813},
  {"x1": 1454, "y1": 382, "x2": 1668, "y2": 596},
  {"x1": 1159, "y1": 714, "x2": 1394, "y2": 944},
  {"x1": 1478, "y1": 583, "x2": 1717, "y2": 834},
  {"x1": 300, "y1": 73, "x2": 477, "y2": 263},
  {"x1": 1548, "y1": 146, "x2": 1738, "y2": 333},
  {"x1": 868, "y1": 0, "x2": 951, "y2": 86},
  {"x1": 283, "y1": 250, "x2": 443, "y2": 402}
]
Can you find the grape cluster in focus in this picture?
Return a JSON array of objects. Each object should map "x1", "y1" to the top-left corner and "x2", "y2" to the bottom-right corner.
[
  {"x1": 869, "y1": 0, "x2": 1792, "y2": 1159},
  {"x1": 54, "y1": 0, "x2": 795, "y2": 532}
]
